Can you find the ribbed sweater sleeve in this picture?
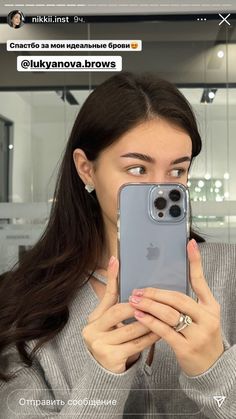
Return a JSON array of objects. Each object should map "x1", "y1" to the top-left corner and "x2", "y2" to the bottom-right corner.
[
  {"x1": 0, "y1": 344, "x2": 143, "y2": 418},
  {"x1": 0, "y1": 279, "x2": 145, "y2": 418},
  {"x1": 179, "y1": 242, "x2": 236, "y2": 419},
  {"x1": 179, "y1": 339, "x2": 236, "y2": 419}
]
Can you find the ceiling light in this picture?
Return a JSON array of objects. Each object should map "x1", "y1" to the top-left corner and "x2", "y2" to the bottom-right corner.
[
  {"x1": 198, "y1": 180, "x2": 205, "y2": 187},
  {"x1": 201, "y1": 88, "x2": 217, "y2": 104},
  {"x1": 55, "y1": 90, "x2": 79, "y2": 105},
  {"x1": 208, "y1": 91, "x2": 215, "y2": 99},
  {"x1": 215, "y1": 180, "x2": 222, "y2": 188},
  {"x1": 217, "y1": 50, "x2": 224, "y2": 58}
]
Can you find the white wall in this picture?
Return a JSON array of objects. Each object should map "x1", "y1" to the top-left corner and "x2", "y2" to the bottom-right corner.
[
  {"x1": 1, "y1": 90, "x2": 236, "y2": 276},
  {"x1": 0, "y1": 92, "x2": 32, "y2": 202},
  {"x1": 1, "y1": 90, "x2": 236, "y2": 204},
  {"x1": 30, "y1": 102, "x2": 78, "y2": 202}
]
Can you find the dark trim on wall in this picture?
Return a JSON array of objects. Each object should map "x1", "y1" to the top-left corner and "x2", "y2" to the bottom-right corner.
[{"x1": 0, "y1": 84, "x2": 236, "y2": 92}]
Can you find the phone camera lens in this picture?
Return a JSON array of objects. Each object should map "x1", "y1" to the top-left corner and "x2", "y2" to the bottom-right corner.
[
  {"x1": 154, "y1": 197, "x2": 167, "y2": 210},
  {"x1": 169, "y1": 205, "x2": 181, "y2": 218},
  {"x1": 158, "y1": 212, "x2": 164, "y2": 218},
  {"x1": 169, "y1": 189, "x2": 181, "y2": 202}
]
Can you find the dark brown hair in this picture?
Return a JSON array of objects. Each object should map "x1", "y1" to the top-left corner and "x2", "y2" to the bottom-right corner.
[
  {"x1": 0, "y1": 72, "x2": 204, "y2": 381},
  {"x1": 8, "y1": 10, "x2": 22, "y2": 28}
]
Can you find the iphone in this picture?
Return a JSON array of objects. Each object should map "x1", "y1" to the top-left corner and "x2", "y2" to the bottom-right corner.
[{"x1": 117, "y1": 183, "x2": 190, "y2": 322}]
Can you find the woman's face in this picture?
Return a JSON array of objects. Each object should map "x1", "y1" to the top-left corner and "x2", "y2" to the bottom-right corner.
[
  {"x1": 12, "y1": 13, "x2": 21, "y2": 26},
  {"x1": 91, "y1": 118, "x2": 192, "y2": 233}
]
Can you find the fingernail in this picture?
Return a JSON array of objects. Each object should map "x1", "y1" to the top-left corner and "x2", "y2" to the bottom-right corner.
[
  {"x1": 192, "y1": 239, "x2": 198, "y2": 250},
  {"x1": 134, "y1": 310, "x2": 145, "y2": 318},
  {"x1": 132, "y1": 288, "x2": 144, "y2": 296},
  {"x1": 108, "y1": 256, "x2": 116, "y2": 267},
  {"x1": 129, "y1": 295, "x2": 142, "y2": 303}
]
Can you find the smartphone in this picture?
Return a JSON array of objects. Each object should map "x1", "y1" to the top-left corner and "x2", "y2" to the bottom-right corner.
[{"x1": 117, "y1": 183, "x2": 190, "y2": 323}]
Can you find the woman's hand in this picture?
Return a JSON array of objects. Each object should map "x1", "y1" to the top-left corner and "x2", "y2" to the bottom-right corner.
[
  {"x1": 128, "y1": 239, "x2": 225, "y2": 377},
  {"x1": 82, "y1": 256, "x2": 160, "y2": 374}
]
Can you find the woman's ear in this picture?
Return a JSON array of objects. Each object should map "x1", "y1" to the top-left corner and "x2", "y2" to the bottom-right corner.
[{"x1": 73, "y1": 148, "x2": 95, "y2": 187}]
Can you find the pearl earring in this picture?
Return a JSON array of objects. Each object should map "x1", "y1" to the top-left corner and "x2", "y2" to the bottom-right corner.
[{"x1": 85, "y1": 184, "x2": 95, "y2": 193}]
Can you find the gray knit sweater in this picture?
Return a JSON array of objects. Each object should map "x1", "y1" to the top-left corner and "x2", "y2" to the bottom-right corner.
[{"x1": 1, "y1": 242, "x2": 236, "y2": 418}]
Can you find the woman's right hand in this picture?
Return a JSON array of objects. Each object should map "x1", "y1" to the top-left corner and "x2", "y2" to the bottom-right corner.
[{"x1": 82, "y1": 256, "x2": 160, "y2": 374}]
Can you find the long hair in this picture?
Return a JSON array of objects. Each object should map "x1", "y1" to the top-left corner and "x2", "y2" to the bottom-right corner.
[
  {"x1": 0, "y1": 72, "x2": 204, "y2": 381},
  {"x1": 8, "y1": 10, "x2": 22, "y2": 28}
]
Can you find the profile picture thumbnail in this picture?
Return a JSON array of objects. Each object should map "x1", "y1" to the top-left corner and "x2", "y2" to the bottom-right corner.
[{"x1": 7, "y1": 10, "x2": 25, "y2": 29}]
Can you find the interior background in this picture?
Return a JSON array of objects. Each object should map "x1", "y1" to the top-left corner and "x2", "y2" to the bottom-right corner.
[{"x1": 0, "y1": 14, "x2": 236, "y2": 274}]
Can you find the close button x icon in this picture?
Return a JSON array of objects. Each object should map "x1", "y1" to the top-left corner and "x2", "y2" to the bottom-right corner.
[{"x1": 219, "y1": 13, "x2": 231, "y2": 26}]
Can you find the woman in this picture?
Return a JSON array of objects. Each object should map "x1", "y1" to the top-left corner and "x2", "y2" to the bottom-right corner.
[
  {"x1": 0, "y1": 72, "x2": 235, "y2": 418},
  {"x1": 8, "y1": 10, "x2": 23, "y2": 29}
]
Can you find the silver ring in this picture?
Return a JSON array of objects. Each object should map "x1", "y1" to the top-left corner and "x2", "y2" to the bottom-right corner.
[{"x1": 173, "y1": 313, "x2": 193, "y2": 333}]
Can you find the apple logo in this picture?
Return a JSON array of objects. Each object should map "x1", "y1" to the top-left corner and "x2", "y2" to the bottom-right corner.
[{"x1": 146, "y1": 243, "x2": 159, "y2": 260}]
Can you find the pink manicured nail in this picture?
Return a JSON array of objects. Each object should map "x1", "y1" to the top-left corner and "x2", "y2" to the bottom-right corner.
[
  {"x1": 192, "y1": 239, "x2": 198, "y2": 250},
  {"x1": 108, "y1": 256, "x2": 116, "y2": 267},
  {"x1": 129, "y1": 296, "x2": 142, "y2": 303},
  {"x1": 134, "y1": 310, "x2": 145, "y2": 318},
  {"x1": 132, "y1": 288, "x2": 144, "y2": 296}
]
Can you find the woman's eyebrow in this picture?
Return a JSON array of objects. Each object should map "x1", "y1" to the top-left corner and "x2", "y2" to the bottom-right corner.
[
  {"x1": 120, "y1": 152, "x2": 154, "y2": 163},
  {"x1": 170, "y1": 156, "x2": 191, "y2": 164},
  {"x1": 120, "y1": 152, "x2": 191, "y2": 165}
]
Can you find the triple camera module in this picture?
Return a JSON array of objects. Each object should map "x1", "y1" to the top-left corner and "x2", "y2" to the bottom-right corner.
[{"x1": 154, "y1": 189, "x2": 181, "y2": 218}]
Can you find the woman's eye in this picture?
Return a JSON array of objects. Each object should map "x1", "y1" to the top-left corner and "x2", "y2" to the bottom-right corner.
[
  {"x1": 170, "y1": 169, "x2": 186, "y2": 178},
  {"x1": 127, "y1": 166, "x2": 146, "y2": 175}
]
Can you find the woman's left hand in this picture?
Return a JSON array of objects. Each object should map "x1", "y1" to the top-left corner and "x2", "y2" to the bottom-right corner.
[{"x1": 128, "y1": 239, "x2": 225, "y2": 377}]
